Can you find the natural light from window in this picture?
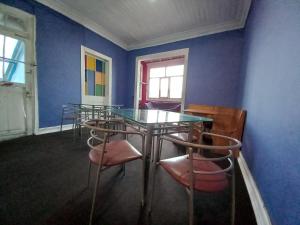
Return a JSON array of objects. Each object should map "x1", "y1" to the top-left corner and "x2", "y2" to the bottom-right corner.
[
  {"x1": 149, "y1": 64, "x2": 184, "y2": 100},
  {"x1": 0, "y1": 34, "x2": 25, "y2": 83}
]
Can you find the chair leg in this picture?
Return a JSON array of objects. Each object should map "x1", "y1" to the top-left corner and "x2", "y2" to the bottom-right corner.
[
  {"x1": 231, "y1": 160, "x2": 236, "y2": 225},
  {"x1": 188, "y1": 188, "x2": 194, "y2": 225},
  {"x1": 121, "y1": 163, "x2": 125, "y2": 177},
  {"x1": 89, "y1": 164, "x2": 102, "y2": 225},
  {"x1": 151, "y1": 138, "x2": 155, "y2": 162},
  {"x1": 157, "y1": 138, "x2": 163, "y2": 162},
  {"x1": 73, "y1": 119, "x2": 76, "y2": 137},
  {"x1": 147, "y1": 137, "x2": 161, "y2": 213},
  {"x1": 60, "y1": 118, "x2": 64, "y2": 132},
  {"x1": 141, "y1": 158, "x2": 145, "y2": 207},
  {"x1": 141, "y1": 136, "x2": 146, "y2": 208},
  {"x1": 187, "y1": 147, "x2": 194, "y2": 225},
  {"x1": 87, "y1": 161, "x2": 92, "y2": 188}
]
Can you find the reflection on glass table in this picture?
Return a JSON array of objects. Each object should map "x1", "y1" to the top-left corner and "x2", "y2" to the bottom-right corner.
[{"x1": 110, "y1": 108, "x2": 212, "y2": 126}]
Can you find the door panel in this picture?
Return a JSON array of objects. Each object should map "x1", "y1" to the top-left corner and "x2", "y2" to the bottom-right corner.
[
  {"x1": 0, "y1": 86, "x2": 26, "y2": 136},
  {"x1": 0, "y1": 4, "x2": 35, "y2": 141}
]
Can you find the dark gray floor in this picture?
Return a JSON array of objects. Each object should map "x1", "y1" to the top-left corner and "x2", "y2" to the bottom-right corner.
[{"x1": 0, "y1": 130, "x2": 257, "y2": 225}]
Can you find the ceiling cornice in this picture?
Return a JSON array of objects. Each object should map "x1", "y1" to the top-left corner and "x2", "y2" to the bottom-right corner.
[
  {"x1": 127, "y1": 0, "x2": 252, "y2": 50},
  {"x1": 127, "y1": 20, "x2": 243, "y2": 50},
  {"x1": 34, "y1": 0, "x2": 252, "y2": 51},
  {"x1": 239, "y1": 0, "x2": 252, "y2": 27},
  {"x1": 34, "y1": 0, "x2": 128, "y2": 49}
]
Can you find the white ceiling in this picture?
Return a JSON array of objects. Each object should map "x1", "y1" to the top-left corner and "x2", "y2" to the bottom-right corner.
[{"x1": 35, "y1": 0, "x2": 251, "y2": 50}]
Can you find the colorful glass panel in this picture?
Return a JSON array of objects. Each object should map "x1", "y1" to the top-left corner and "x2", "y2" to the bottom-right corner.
[{"x1": 84, "y1": 54, "x2": 107, "y2": 97}]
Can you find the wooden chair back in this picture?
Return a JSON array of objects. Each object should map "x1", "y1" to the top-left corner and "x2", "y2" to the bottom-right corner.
[{"x1": 185, "y1": 104, "x2": 246, "y2": 157}]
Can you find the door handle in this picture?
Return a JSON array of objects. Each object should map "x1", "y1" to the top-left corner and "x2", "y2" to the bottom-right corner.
[{"x1": 25, "y1": 91, "x2": 33, "y2": 97}]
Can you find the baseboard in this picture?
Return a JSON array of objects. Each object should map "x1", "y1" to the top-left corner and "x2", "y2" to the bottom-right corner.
[
  {"x1": 237, "y1": 153, "x2": 272, "y2": 225},
  {"x1": 0, "y1": 132, "x2": 26, "y2": 142},
  {"x1": 36, "y1": 124, "x2": 73, "y2": 135}
]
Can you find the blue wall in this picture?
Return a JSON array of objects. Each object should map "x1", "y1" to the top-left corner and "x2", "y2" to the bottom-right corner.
[
  {"x1": 1, "y1": 0, "x2": 245, "y2": 127},
  {"x1": 127, "y1": 31, "x2": 244, "y2": 108},
  {"x1": 240, "y1": 1, "x2": 300, "y2": 225},
  {"x1": 1, "y1": 0, "x2": 128, "y2": 128},
  {"x1": 2, "y1": 1, "x2": 300, "y2": 225}
]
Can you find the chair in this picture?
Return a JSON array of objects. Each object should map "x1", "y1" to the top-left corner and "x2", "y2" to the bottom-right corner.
[
  {"x1": 157, "y1": 122, "x2": 202, "y2": 161},
  {"x1": 60, "y1": 104, "x2": 79, "y2": 132},
  {"x1": 168, "y1": 122, "x2": 203, "y2": 142},
  {"x1": 153, "y1": 132, "x2": 241, "y2": 225},
  {"x1": 184, "y1": 104, "x2": 246, "y2": 157},
  {"x1": 84, "y1": 119, "x2": 146, "y2": 225}
]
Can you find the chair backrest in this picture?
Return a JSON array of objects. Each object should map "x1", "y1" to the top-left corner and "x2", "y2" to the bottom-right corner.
[
  {"x1": 161, "y1": 132, "x2": 242, "y2": 177},
  {"x1": 84, "y1": 119, "x2": 145, "y2": 154},
  {"x1": 62, "y1": 104, "x2": 78, "y2": 116}
]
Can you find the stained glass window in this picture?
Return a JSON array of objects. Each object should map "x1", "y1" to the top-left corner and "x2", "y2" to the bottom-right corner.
[{"x1": 84, "y1": 54, "x2": 107, "y2": 96}]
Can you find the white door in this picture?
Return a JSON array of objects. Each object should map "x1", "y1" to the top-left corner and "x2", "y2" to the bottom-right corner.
[
  {"x1": 0, "y1": 4, "x2": 36, "y2": 141},
  {"x1": 81, "y1": 46, "x2": 112, "y2": 105}
]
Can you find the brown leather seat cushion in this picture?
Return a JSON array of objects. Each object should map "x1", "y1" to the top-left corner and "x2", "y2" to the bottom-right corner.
[
  {"x1": 89, "y1": 140, "x2": 142, "y2": 166},
  {"x1": 160, "y1": 155, "x2": 228, "y2": 192}
]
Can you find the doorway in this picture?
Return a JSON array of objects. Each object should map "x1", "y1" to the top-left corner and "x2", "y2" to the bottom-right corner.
[
  {"x1": 0, "y1": 4, "x2": 36, "y2": 141},
  {"x1": 81, "y1": 46, "x2": 112, "y2": 105},
  {"x1": 134, "y1": 48, "x2": 189, "y2": 111}
]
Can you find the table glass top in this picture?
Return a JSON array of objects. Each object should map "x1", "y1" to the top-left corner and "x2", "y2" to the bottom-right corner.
[{"x1": 110, "y1": 108, "x2": 212, "y2": 125}]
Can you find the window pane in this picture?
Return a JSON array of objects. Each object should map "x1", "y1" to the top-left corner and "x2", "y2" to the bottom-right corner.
[
  {"x1": 160, "y1": 77, "x2": 169, "y2": 97},
  {"x1": 4, "y1": 59, "x2": 25, "y2": 83},
  {"x1": 170, "y1": 76, "x2": 183, "y2": 98},
  {"x1": 0, "y1": 35, "x2": 3, "y2": 57},
  {"x1": 150, "y1": 67, "x2": 165, "y2": 78},
  {"x1": 149, "y1": 78, "x2": 159, "y2": 98},
  {"x1": 4, "y1": 36, "x2": 25, "y2": 62},
  {"x1": 166, "y1": 65, "x2": 184, "y2": 77}
]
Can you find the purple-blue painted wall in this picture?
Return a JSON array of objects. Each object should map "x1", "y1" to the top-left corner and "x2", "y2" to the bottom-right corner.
[
  {"x1": 127, "y1": 31, "x2": 245, "y2": 107},
  {"x1": 2, "y1": 1, "x2": 300, "y2": 225},
  {"x1": 239, "y1": 1, "x2": 300, "y2": 225},
  {"x1": 1, "y1": 0, "x2": 128, "y2": 128}
]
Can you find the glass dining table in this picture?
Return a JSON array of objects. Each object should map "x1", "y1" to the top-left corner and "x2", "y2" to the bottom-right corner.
[
  {"x1": 70, "y1": 103, "x2": 123, "y2": 119},
  {"x1": 109, "y1": 108, "x2": 213, "y2": 206}
]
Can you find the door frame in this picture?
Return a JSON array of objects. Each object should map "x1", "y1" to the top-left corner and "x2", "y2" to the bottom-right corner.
[
  {"x1": 0, "y1": 3, "x2": 37, "y2": 139},
  {"x1": 80, "y1": 45, "x2": 112, "y2": 105},
  {"x1": 134, "y1": 48, "x2": 189, "y2": 111}
]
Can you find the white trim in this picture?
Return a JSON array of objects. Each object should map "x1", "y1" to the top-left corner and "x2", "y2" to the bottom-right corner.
[
  {"x1": 0, "y1": 3, "x2": 32, "y2": 38},
  {"x1": 238, "y1": 0, "x2": 252, "y2": 28},
  {"x1": 34, "y1": 0, "x2": 127, "y2": 49},
  {"x1": 134, "y1": 48, "x2": 189, "y2": 111},
  {"x1": 237, "y1": 153, "x2": 272, "y2": 225},
  {"x1": 36, "y1": 124, "x2": 73, "y2": 135},
  {"x1": 128, "y1": 20, "x2": 243, "y2": 50},
  {"x1": 33, "y1": 17, "x2": 39, "y2": 135},
  {"x1": 81, "y1": 46, "x2": 112, "y2": 105},
  {"x1": 0, "y1": 132, "x2": 27, "y2": 142}
]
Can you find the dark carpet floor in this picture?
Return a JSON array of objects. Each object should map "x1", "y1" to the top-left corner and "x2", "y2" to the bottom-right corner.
[{"x1": 0, "y1": 130, "x2": 257, "y2": 225}]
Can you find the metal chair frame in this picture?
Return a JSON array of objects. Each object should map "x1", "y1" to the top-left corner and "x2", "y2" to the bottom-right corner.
[
  {"x1": 84, "y1": 119, "x2": 146, "y2": 225},
  {"x1": 154, "y1": 132, "x2": 242, "y2": 225},
  {"x1": 60, "y1": 104, "x2": 81, "y2": 132}
]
